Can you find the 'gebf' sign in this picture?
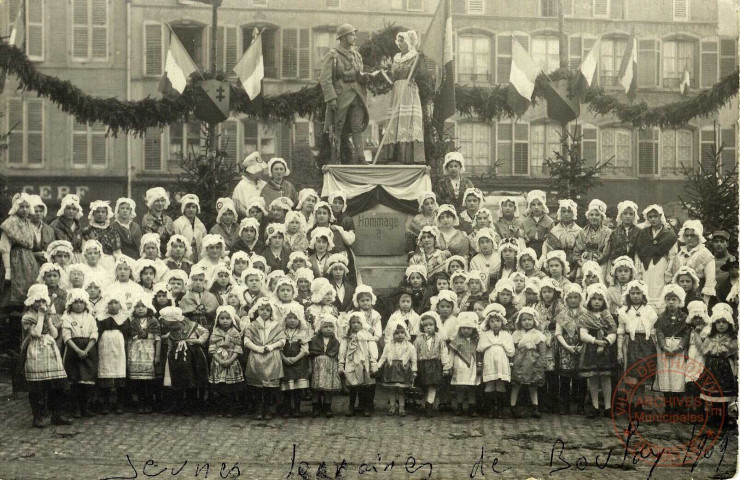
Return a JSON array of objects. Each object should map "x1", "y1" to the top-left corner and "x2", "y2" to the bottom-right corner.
[{"x1": 352, "y1": 204, "x2": 410, "y2": 256}]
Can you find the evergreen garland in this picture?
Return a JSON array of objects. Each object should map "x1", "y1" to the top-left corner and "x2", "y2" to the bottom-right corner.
[{"x1": 0, "y1": 25, "x2": 736, "y2": 135}]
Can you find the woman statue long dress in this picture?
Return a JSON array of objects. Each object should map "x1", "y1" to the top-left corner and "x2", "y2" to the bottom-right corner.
[{"x1": 381, "y1": 30, "x2": 432, "y2": 165}]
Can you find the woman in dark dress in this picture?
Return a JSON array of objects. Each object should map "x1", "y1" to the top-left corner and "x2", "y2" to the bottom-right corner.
[{"x1": 113, "y1": 198, "x2": 142, "y2": 260}]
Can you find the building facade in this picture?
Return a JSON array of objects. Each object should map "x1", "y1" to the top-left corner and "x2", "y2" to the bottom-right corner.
[{"x1": 2, "y1": 0, "x2": 737, "y2": 215}]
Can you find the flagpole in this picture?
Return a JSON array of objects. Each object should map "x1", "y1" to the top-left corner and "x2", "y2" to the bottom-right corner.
[{"x1": 371, "y1": 52, "x2": 421, "y2": 165}]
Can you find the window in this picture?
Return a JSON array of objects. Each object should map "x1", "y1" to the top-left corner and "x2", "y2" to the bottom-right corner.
[
  {"x1": 720, "y1": 38, "x2": 737, "y2": 78},
  {"x1": 700, "y1": 127, "x2": 717, "y2": 171},
  {"x1": 391, "y1": 0, "x2": 423, "y2": 11},
  {"x1": 593, "y1": 0, "x2": 609, "y2": 17},
  {"x1": 143, "y1": 22, "x2": 164, "y2": 77},
  {"x1": 541, "y1": 0, "x2": 558, "y2": 17},
  {"x1": 171, "y1": 24, "x2": 206, "y2": 70},
  {"x1": 251, "y1": 0, "x2": 268, "y2": 6},
  {"x1": 661, "y1": 129, "x2": 692, "y2": 176},
  {"x1": 496, "y1": 122, "x2": 529, "y2": 175},
  {"x1": 169, "y1": 121, "x2": 204, "y2": 160},
  {"x1": 530, "y1": 123, "x2": 560, "y2": 176},
  {"x1": 532, "y1": 36, "x2": 560, "y2": 73},
  {"x1": 7, "y1": 98, "x2": 44, "y2": 166},
  {"x1": 601, "y1": 128, "x2": 632, "y2": 175},
  {"x1": 458, "y1": 34, "x2": 492, "y2": 83},
  {"x1": 663, "y1": 40, "x2": 695, "y2": 89},
  {"x1": 458, "y1": 122, "x2": 491, "y2": 173},
  {"x1": 242, "y1": 120, "x2": 276, "y2": 160},
  {"x1": 569, "y1": 35, "x2": 597, "y2": 70},
  {"x1": 466, "y1": 0, "x2": 484, "y2": 14},
  {"x1": 219, "y1": 120, "x2": 239, "y2": 164},
  {"x1": 26, "y1": 0, "x2": 44, "y2": 61},
  {"x1": 638, "y1": 128, "x2": 659, "y2": 175},
  {"x1": 144, "y1": 127, "x2": 163, "y2": 171},
  {"x1": 700, "y1": 39, "x2": 718, "y2": 87},
  {"x1": 638, "y1": 39, "x2": 660, "y2": 87},
  {"x1": 244, "y1": 26, "x2": 278, "y2": 78},
  {"x1": 313, "y1": 30, "x2": 335, "y2": 79},
  {"x1": 673, "y1": 0, "x2": 689, "y2": 21},
  {"x1": 720, "y1": 127, "x2": 736, "y2": 174},
  {"x1": 216, "y1": 26, "x2": 239, "y2": 72},
  {"x1": 572, "y1": 124, "x2": 598, "y2": 168},
  {"x1": 72, "y1": 121, "x2": 107, "y2": 167},
  {"x1": 496, "y1": 34, "x2": 529, "y2": 83},
  {"x1": 599, "y1": 37, "x2": 627, "y2": 86},
  {"x1": 326, "y1": 0, "x2": 340, "y2": 7},
  {"x1": 72, "y1": 0, "x2": 107, "y2": 62},
  {"x1": 282, "y1": 28, "x2": 310, "y2": 79}
]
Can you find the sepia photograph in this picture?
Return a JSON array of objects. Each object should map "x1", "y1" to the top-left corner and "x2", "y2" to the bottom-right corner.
[{"x1": 0, "y1": 0, "x2": 738, "y2": 478}]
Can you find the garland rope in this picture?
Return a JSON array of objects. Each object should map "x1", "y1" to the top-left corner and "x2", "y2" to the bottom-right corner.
[{"x1": 0, "y1": 25, "x2": 736, "y2": 136}]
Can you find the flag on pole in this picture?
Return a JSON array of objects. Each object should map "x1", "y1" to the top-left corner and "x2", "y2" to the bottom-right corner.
[
  {"x1": 507, "y1": 36, "x2": 541, "y2": 116},
  {"x1": 680, "y1": 68, "x2": 691, "y2": 95},
  {"x1": 158, "y1": 27, "x2": 199, "y2": 95},
  {"x1": 0, "y1": 0, "x2": 25, "y2": 94},
  {"x1": 572, "y1": 37, "x2": 601, "y2": 98},
  {"x1": 421, "y1": 0, "x2": 456, "y2": 123},
  {"x1": 233, "y1": 28, "x2": 264, "y2": 100},
  {"x1": 617, "y1": 34, "x2": 638, "y2": 100}
]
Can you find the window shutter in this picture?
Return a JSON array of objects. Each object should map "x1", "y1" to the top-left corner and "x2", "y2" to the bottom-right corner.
[
  {"x1": 144, "y1": 23, "x2": 163, "y2": 77},
  {"x1": 467, "y1": 0, "x2": 484, "y2": 14},
  {"x1": 282, "y1": 28, "x2": 297, "y2": 78},
  {"x1": 593, "y1": 0, "x2": 608, "y2": 16},
  {"x1": 408, "y1": 0, "x2": 423, "y2": 10},
  {"x1": 700, "y1": 40, "x2": 718, "y2": 87},
  {"x1": 299, "y1": 28, "x2": 310, "y2": 79},
  {"x1": 220, "y1": 120, "x2": 238, "y2": 164},
  {"x1": 91, "y1": 0, "x2": 107, "y2": 60},
  {"x1": 7, "y1": 0, "x2": 20, "y2": 36},
  {"x1": 721, "y1": 127, "x2": 736, "y2": 174},
  {"x1": 638, "y1": 129, "x2": 658, "y2": 175},
  {"x1": 326, "y1": 0, "x2": 340, "y2": 7},
  {"x1": 452, "y1": 0, "x2": 465, "y2": 13},
  {"x1": 72, "y1": 0, "x2": 88, "y2": 59},
  {"x1": 720, "y1": 39, "x2": 736, "y2": 79},
  {"x1": 26, "y1": 100, "x2": 43, "y2": 165},
  {"x1": 90, "y1": 124, "x2": 107, "y2": 166},
  {"x1": 673, "y1": 0, "x2": 688, "y2": 20},
  {"x1": 7, "y1": 99, "x2": 23, "y2": 164},
  {"x1": 569, "y1": 36, "x2": 582, "y2": 69},
  {"x1": 262, "y1": 29, "x2": 277, "y2": 78},
  {"x1": 513, "y1": 123, "x2": 529, "y2": 175},
  {"x1": 72, "y1": 121, "x2": 87, "y2": 166},
  {"x1": 26, "y1": 0, "x2": 43, "y2": 60},
  {"x1": 144, "y1": 127, "x2": 162, "y2": 171},
  {"x1": 638, "y1": 39, "x2": 659, "y2": 87},
  {"x1": 215, "y1": 26, "x2": 238, "y2": 72},
  {"x1": 216, "y1": 26, "x2": 225, "y2": 70},
  {"x1": 279, "y1": 123, "x2": 292, "y2": 163},
  {"x1": 582, "y1": 126, "x2": 598, "y2": 168},
  {"x1": 496, "y1": 35, "x2": 511, "y2": 83},
  {"x1": 700, "y1": 129, "x2": 716, "y2": 171}
]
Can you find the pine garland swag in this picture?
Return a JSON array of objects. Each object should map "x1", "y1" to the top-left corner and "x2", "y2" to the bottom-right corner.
[{"x1": 0, "y1": 25, "x2": 737, "y2": 135}]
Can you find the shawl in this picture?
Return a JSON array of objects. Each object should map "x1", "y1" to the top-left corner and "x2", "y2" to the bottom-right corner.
[
  {"x1": 655, "y1": 310, "x2": 690, "y2": 338},
  {"x1": 702, "y1": 333, "x2": 738, "y2": 356},
  {"x1": 580, "y1": 309, "x2": 616, "y2": 334},
  {"x1": 382, "y1": 339, "x2": 415, "y2": 364},
  {"x1": 1, "y1": 215, "x2": 34, "y2": 249},
  {"x1": 167, "y1": 319, "x2": 199, "y2": 343},
  {"x1": 343, "y1": 330, "x2": 374, "y2": 368},
  {"x1": 130, "y1": 315, "x2": 161, "y2": 339},
  {"x1": 308, "y1": 334, "x2": 340, "y2": 358},
  {"x1": 556, "y1": 307, "x2": 585, "y2": 338},
  {"x1": 209, "y1": 326, "x2": 243, "y2": 357},
  {"x1": 246, "y1": 318, "x2": 286, "y2": 347},
  {"x1": 618, "y1": 306, "x2": 657, "y2": 341},
  {"x1": 449, "y1": 335, "x2": 478, "y2": 365},
  {"x1": 512, "y1": 328, "x2": 546, "y2": 349},
  {"x1": 635, "y1": 225, "x2": 677, "y2": 270}
]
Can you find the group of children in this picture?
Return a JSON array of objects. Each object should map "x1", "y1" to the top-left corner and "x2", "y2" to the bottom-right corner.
[{"x1": 2, "y1": 150, "x2": 737, "y2": 430}]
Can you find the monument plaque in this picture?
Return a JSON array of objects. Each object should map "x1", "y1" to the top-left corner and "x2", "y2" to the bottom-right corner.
[{"x1": 352, "y1": 204, "x2": 410, "y2": 256}]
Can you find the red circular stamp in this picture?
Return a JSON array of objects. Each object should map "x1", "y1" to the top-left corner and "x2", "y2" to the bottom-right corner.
[{"x1": 611, "y1": 354, "x2": 726, "y2": 468}]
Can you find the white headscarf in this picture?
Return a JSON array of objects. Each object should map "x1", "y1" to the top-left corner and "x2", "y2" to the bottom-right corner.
[
  {"x1": 396, "y1": 30, "x2": 419, "y2": 62},
  {"x1": 56, "y1": 194, "x2": 83, "y2": 220},
  {"x1": 115, "y1": 197, "x2": 137, "y2": 220},
  {"x1": 679, "y1": 219, "x2": 706, "y2": 244},
  {"x1": 145, "y1": 187, "x2": 170, "y2": 210},
  {"x1": 556, "y1": 199, "x2": 577, "y2": 222},
  {"x1": 526, "y1": 190, "x2": 549, "y2": 214}
]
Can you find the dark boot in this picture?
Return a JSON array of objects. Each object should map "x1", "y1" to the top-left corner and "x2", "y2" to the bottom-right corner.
[
  {"x1": 511, "y1": 405, "x2": 522, "y2": 418},
  {"x1": 424, "y1": 402, "x2": 433, "y2": 418},
  {"x1": 30, "y1": 398, "x2": 44, "y2": 428},
  {"x1": 292, "y1": 391, "x2": 303, "y2": 418},
  {"x1": 324, "y1": 397, "x2": 333, "y2": 418},
  {"x1": 49, "y1": 392, "x2": 72, "y2": 425},
  {"x1": 100, "y1": 389, "x2": 111, "y2": 415},
  {"x1": 263, "y1": 391, "x2": 273, "y2": 420},
  {"x1": 346, "y1": 389, "x2": 357, "y2": 417},
  {"x1": 531, "y1": 404, "x2": 541, "y2": 419},
  {"x1": 496, "y1": 392, "x2": 506, "y2": 419},
  {"x1": 311, "y1": 402, "x2": 321, "y2": 418}
]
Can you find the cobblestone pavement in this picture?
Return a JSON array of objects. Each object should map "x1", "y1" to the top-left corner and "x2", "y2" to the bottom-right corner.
[{"x1": 0, "y1": 381, "x2": 736, "y2": 480}]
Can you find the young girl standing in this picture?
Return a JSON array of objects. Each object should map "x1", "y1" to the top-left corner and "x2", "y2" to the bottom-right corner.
[
  {"x1": 698, "y1": 303, "x2": 737, "y2": 429},
  {"x1": 180, "y1": 266, "x2": 220, "y2": 330},
  {"x1": 489, "y1": 279, "x2": 519, "y2": 330},
  {"x1": 413, "y1": 312, "x2": 450, "y2": 417},
  {"x1": 555, "y1": 284, "x2": 585, "y2": 415},
  {"x1": 305, "y1": 278, "x2": 339, "y2": 333},
  {"x1": 284, "y1": 211, "x2": 309, "y2": 254},
  {"x1": 510, "y1": 307, "x2": 547, "y2": 419},
  {"x1": 244, "y1": 298, "x2": 286, "y2": 420},
  {"x1": 458, "y1": 187, "x2": 484, "y2": 234},
  {"x1": 448, "y1": 313, "x2": 481, "y2": 416},
  {"x1": 308, "y1": 315, "x2": 342, "y2": 417},
  {"x1": 208, "y1": 306, "x2": 245, "y2": 417},
  {"x1": 573, "y1": 199, "x2": 612, "y2": 284},
  {"x1": 280, "y1": 306, "x2": 311, "y2": 417},
  {"x1": 470, "y1": 228, "x2": 501, "y2": 292},
  {"x1": 127, "y1": 293, "x2": 161, "y2": 414},
  {"x1": 96, "y1": 291, "x2": 130, "y2": 415},
  {"x1": 294, "y1": 268, "x2": 314, "y2": 308},
  {"x1": 352, "y1": 285, "x2": 382, "y2": 343},
  {"x1": 327, "y1": 254, "x2": 356, "y2": 313},
  {"x1": 173, "y1": 194, "x2": 207, "y2": 263},
  {"x1": 160, "y1": 306, "x2": 209, "y2": 416},
  {"x1": 308, "y1": 227, "x2": 334, "y2": 279},
  {"x1": 605, "y1": 201, "x2": 641, "y2": 280},
  {"x1": 338, "y1": 314, "x2": 378, "y2": 417},
  {"x1": 616, "y1": 280, "x2": 657, "y2": 415},
  {"x1": 164, "y1": 234, "x2": 193, "y2": 276},
  {"x1": 542, "y1": 200, "x2": 581, "y2": 268},
  {"x1": 543, "y1": 250, "x2": 571, "y2": 292},
  {"x1": 110, "y1": 256, "x2": 145, "y2": 310},
  {"x1": 535, "y1": 277, "x2": 563, "y2": 413},
  {"x1": 672, "y1": 266, "x2": 703, "y2": 313},
  {"x1": 579, "y1": 283, "x2": 618, "y2": 419},
  {"x1": 653, "y1": 285, "x2": 690, "y2": 416},
  {"x1": 79, "y1": 200, "x2": 122, "y2": 274},
  {"x1": 82, "y1": 239, "x2": 112, "y2": 286},
  {"x1": 377, "y1": 322, "x2": 417, "y2": 416},
  {"x1": 607, "y1": 256, "x2": 636, "y2": 317},
  {"x1": 386, "y1": 289, "x2": 421, "y2": 342},
  {"x1": 477, "y1": 304, "x2": 514, "y2": 419},
  {"x1": 61, "y1": 289, "x2": 99, "y2": 418},
  {"x1": 20, "y1": 285, "x2": 71, "y2": 428}
]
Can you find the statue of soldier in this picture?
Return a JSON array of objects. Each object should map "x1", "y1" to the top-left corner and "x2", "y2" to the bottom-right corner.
[{"x1": 319, "y1": 23, "x2": 369, "y2": 165}]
